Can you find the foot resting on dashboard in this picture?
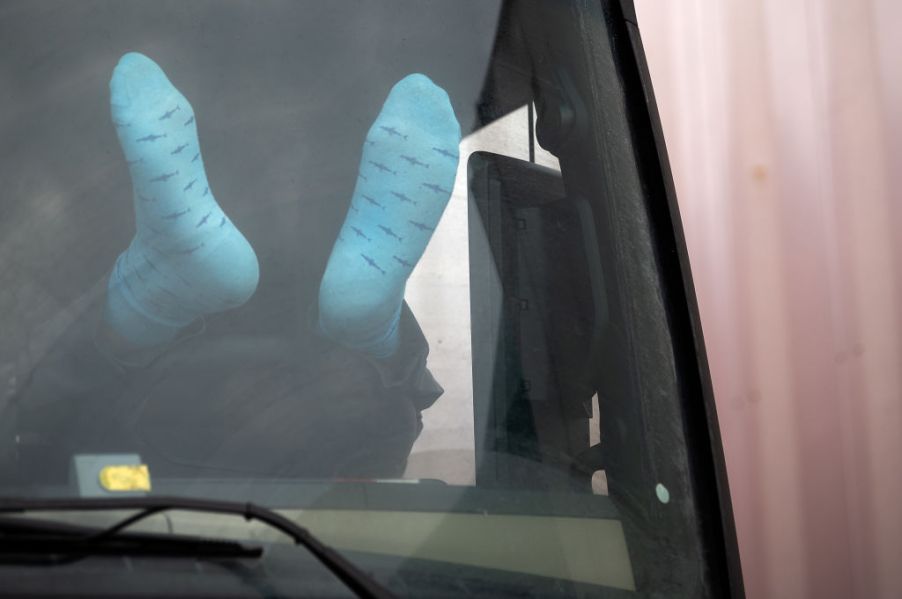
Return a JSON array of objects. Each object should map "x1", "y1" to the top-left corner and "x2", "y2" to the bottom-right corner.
[
  {"x1": 103, "y1": 52, "x2": 259, "y2": 348},
  {"x1": 318, "y1": 73, "x2": 461, "y2": 358}
]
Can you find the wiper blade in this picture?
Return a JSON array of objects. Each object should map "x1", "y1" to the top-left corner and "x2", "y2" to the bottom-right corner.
[
  {"x1": 0, "y1": 496, "x2": 395, "y2": 599},
  {"x1": 0, "y1": 514, "x2": 262, "y2": 562}
]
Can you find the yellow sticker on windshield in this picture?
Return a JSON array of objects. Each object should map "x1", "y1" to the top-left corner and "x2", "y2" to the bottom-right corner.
[{"x1": 98, "y1": 464, "x2": 151, "y2": 492}]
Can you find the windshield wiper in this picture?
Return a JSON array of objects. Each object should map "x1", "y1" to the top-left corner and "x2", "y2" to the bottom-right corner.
[
  {"x1": 0, "y1": 496, "x2": 395, "y2": 599},
  {"x1": 0, "y1": 514, "x2": 263, "y2": 562}
]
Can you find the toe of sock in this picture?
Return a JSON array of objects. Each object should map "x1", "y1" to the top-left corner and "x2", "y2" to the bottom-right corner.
[
  {"x1": 110, "y1": 52, "x2": 178, "y2": 116},
  {"x1": 383, "y1": 73, "x2": 461, "y2": 140}
]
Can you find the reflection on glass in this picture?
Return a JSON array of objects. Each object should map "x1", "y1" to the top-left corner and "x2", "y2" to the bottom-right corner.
[{"x1": 0, "y1": 2, "x2": 731, "y2": 597}]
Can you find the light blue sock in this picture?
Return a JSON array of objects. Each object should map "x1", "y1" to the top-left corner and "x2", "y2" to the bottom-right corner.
[
  {"x1": 318, "y1": 74, "x2": 461, "y2": 357},
  {"x1": 104, "y1": 53, "x2": 259, "y2": 347}
]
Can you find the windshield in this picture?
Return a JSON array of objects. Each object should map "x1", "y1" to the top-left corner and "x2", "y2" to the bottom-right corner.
[{"x1": 0, "y1": 1, "x2": 737, "y2": 597}]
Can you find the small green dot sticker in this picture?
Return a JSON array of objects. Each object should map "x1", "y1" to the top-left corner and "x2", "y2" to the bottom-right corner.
[{"x1": 655, "y1": 483, "x2": 670, "y2": 504}]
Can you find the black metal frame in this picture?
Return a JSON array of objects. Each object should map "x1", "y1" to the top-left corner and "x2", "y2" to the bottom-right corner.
[{"x1": 469, "y1": 1, "x2": 744, "y2": 596}]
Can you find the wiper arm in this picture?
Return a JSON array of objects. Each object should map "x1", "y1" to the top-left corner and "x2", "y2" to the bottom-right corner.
[{"x1": 0, "y1": 496, "x2": 395, "y2": 599}]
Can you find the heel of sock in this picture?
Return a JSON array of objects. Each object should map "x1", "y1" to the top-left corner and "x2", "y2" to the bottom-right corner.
[{"x1": 190, "y1": 228, "x2": 260, "y2": 313}]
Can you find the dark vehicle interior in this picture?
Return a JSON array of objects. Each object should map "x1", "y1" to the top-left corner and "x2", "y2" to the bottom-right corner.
[{"x1": 0, "y1": 0, "x2": 742, "y2": 597}]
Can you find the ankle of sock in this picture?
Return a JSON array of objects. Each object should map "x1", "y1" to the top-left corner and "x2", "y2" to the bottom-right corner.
[
  {"x1": 104, "y1": 262, "x2": 188, "y2": 347},
  {"x1": 318, "y1": 295, "x2": 403, "y2": 358}
]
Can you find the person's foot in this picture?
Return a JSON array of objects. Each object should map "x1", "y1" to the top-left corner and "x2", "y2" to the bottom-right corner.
[
  {"x1": 318, "y1": 74, "x2": 461, "y2": 357},
  {"x1": 104, "y1": 52, "x2": 259, "y2": 347}
]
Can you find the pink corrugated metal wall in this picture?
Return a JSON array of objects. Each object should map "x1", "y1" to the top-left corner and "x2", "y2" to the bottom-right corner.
[{"x1": 634, "y1": 0, "x2": 902, "y2": 597}]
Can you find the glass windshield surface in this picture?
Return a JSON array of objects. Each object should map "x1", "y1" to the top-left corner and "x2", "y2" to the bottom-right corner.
[{"x1": 0, "y1": 2, "x2": 728, "y2": 597}]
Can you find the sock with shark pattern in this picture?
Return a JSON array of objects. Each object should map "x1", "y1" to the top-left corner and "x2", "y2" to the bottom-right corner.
[
  {"x1": 318, "y1": 73, "x2": 461, "y2": 358},
  {"x1": 103, "y1": 52, "x2": 259, "y2": 348}
]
